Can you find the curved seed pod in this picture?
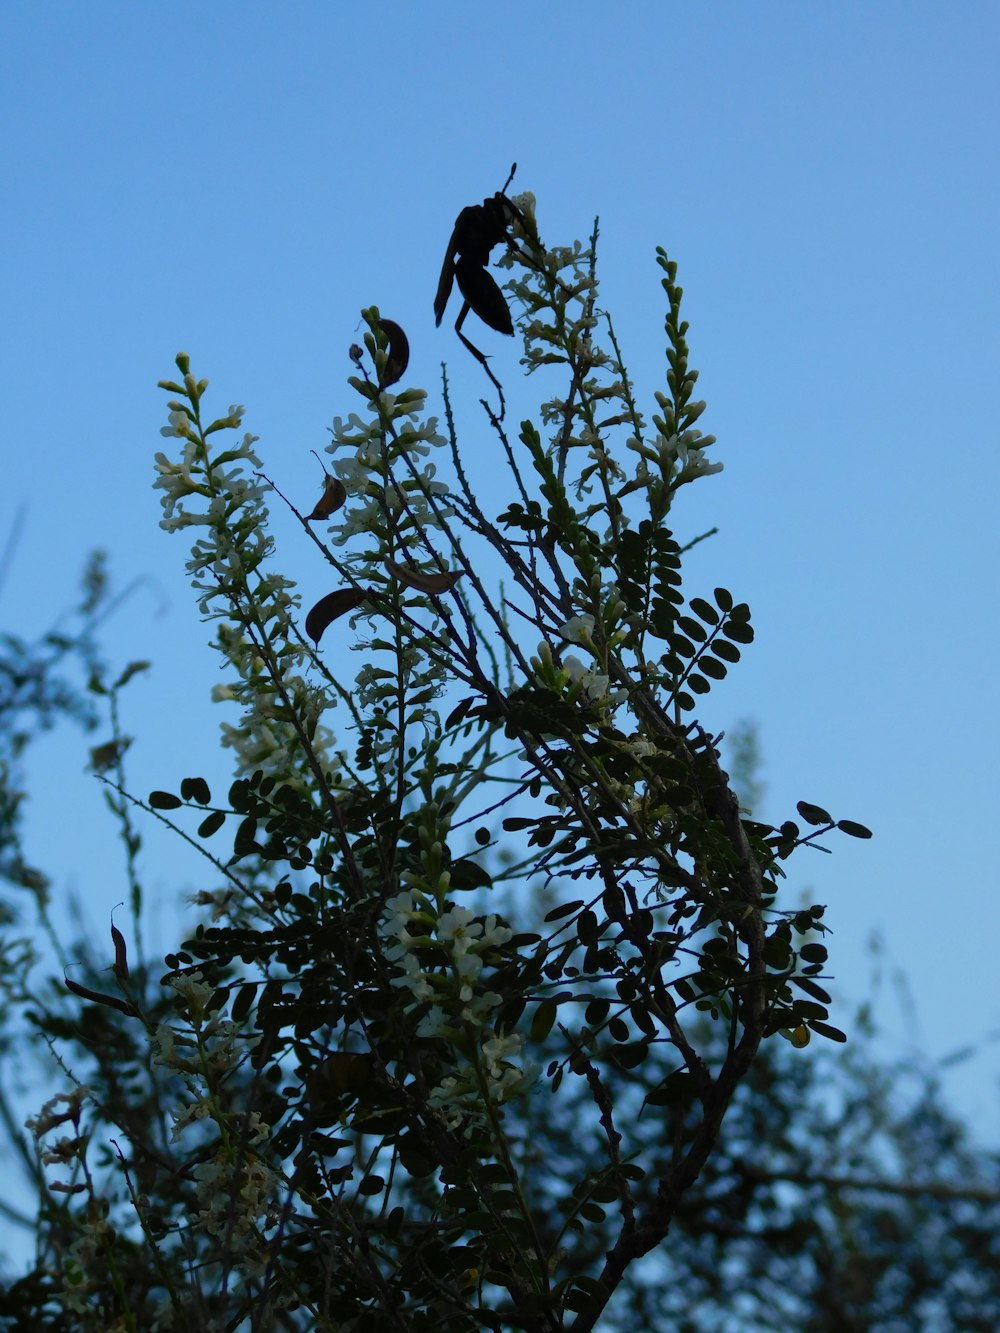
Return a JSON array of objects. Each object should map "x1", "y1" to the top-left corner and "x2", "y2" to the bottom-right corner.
[
  {"x1": 111, "y1": 924, "x2": 129, "y2": 980},
  {"x1": 65, "y1": 976, "x2": 138, "y2": 1018},
  {"x1": 305, "y1": 588, "x2": 368, "y2": 645},
  {"x1": 376, "y1": 318, "x2": 410, "y2": 388},
  {"x1": 306, "y1": 474, "x2": 347, "y2": 521},
  {"x1": 385, "y1": 559, "x2": 463, "y2": 595}
]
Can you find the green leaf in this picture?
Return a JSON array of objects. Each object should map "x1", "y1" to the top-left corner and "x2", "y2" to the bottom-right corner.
[
  {"x1": 233, "y1": 816, "x2": 259, "y2": 857},
  {"x1": 797, "y1": 800, "x2": 832, "y2": 825},
  {"x1": 714, "y1": 586, "x2": 734, "y2": 612},
  {"x1": 531, "y1": 998, "x2": 558, "y2": 1042},
  {"x1": 613, "y1": 1042, "x2": 648, "y2": 1070},
  {"x1": 231, "y1": 983, "x2": 257, "y2": 1023},
  {"x1": 545, "y1": 900, "x2": 583, "y2": 923},
  {"x1": 689, "y1": 597, "x2": 720, "y2": 625},
  {"x1": 838, "y1": 819, "x2": 873, "y2": 839},
  {"x1": 149, "y1": 790, "x2": 182, "y2": 810},
  {"x1": 807, "y1": 1019, "x2": 848, "y2": 1043},
  {"x1": 791, "y1": 1000, "x2": 829, "y2": 1021},
  {"x1": 799, "y1": 943, "x2": 828, "y2": 963},
  {"x1": 698, "y1": 656, "x2": 727, "y2": 680},
  {"x1": 710, "y1": 639, "x2": 741, "y2": 663},
  {"x1": 792, "y1": 975, "x2": 832, "y2": 1004},
  {"x1": 763, "y1": 934, "x2": 792, "y2": 968},
  {"x1": 722, "y1": 619, "x2": 754, "y2": 644},
  {"x1": 577, "y1": 909, "x2": 599, "y2": 946},
  {"x1": 179, "y1": 776, "x2": 211, "y2": 804},
  {"x1": 448, "y1": 858, "x2": 493, "y2": 890},
  {"x1": 644, "y1": 1071, "x2": 694, "y2": 1106},
  {"x1": 676, "y1": 616, "x2": 707, "y2": 642},
  {"x1": 198, "y1": 810, "x2": 226, "y2": 839},
  {"x1": 113, "y1": 660, "x2": 151, "y2": 690}
]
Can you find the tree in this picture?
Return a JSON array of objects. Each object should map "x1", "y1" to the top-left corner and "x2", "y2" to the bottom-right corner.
[
  {"x1": 0, "y1": 549, "x2": 109, "y2": 897},
  {"x1": 1, "y1": 183, "x2": 901, "y2": 1331}
]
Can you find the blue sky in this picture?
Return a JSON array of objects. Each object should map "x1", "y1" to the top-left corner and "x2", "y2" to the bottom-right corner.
[{"x1": 2, "y1": 1, "x2": 998, "y2": 1136}]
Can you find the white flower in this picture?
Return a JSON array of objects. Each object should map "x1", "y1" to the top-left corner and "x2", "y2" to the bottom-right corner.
[
  {"x1": 168, "y1": 971, "x2": 213, "y2": 1015},
  {"x1": 510, "y1": 190, "x2": 536, "y2": 222},
  {"x1": 170, "y1": 1100, "x2": 211, "y2": 1140},
  {"x1": 623, "y1": 735, "x2": 658, "y2": 759},
  {"x1": 562, "y1": 655, "x2": 626, "y2": 707},
  {"x1": 25, "y1": 1085, "x2": 91, "y2": 1138},
  {"x1": 650, "y1": 429, "x2": 724, "y2": 486},
  {"x1": 393, "y1": 951, "x2": 435, "y2": 1003},
  {"x1": 558, "y1": 614, "x2": 596, "y2": 646},
  {"x1": 482, "y1": 1031, "x2": 523, "y2": 1079},
  {"x1": 160, "y1": 408, "x2": 194, "y2": 438},
  {"x1": 479, "y1": 914, "x2": 513, "y2": 950},
  {"x1": 455, "y1": 950, "x2": 484, "y2": 985},
  {"x1": 437, "y1": 905, "x2": 482, "y2": 952}
]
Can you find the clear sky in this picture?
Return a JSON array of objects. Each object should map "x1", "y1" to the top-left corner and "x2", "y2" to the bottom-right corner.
[{"x1": 2, "y1": 2, "x2": 998, "y2": 1136}]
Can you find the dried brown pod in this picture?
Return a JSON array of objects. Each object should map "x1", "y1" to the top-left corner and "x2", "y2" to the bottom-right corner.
[
  {"x1": 305, "y1": 588, "x2": 368, "y2": 645},
  {"x1": 111, "y1": 924, "x2": 129, "y2": 980},
  {"x1": 65, "y1": 976, "x2": 138, "y2": 1018},
  {"x1": 306, "y1": 473, "x2": 347, "y2": 521},
  {"x1": 384, "y1": 559, "x2": 463, "y2": 595},
  {"x1": 376, "y1": 318, "x2": 410, "y2": 389}
]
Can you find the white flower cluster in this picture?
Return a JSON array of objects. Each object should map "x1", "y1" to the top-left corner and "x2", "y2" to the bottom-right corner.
[
  {"x1": 60, "y1": 1214, "x2": 118, "y2": 1315},
  {"x1": 380, "y1": 891, "x2": 533, "y2": 1132},
  {"x1": 627, "y1": 426, "x2": 723, "y2": 490},
  {"x1": 153, "y1": 972, "x2": 261, "y2": 1133},
  {"x1": 325, "y1": 402, "x2": 452, "y2": 553},
  {"x1": 353, "y1": 643, "x2": 431, "y2": 761},
  {"x1": 188, "y1": 1112, "x2": 279, "y2": 1262},
  {"x1": 319, "y1": 390, "x2": 458, "y2": 772},
  {"x1": 214, "y1": 624, "x2": 336, "y2": 789},
  {"x1": 427, "y1": 1029, "x2": 532, "y2": 1134},
  {"x1": 558, "y1": 614, "x2": 595, "y2": 647},
  {"x1": 540, "y1": 616, "x2": 628, "y2": 711},
  {"x1": 496, "y1": 205, "x2": 726, "y2": 519},
  {"x1": 154, "y1": 405, "x2": 262, "y2": 536},
  {"x1": 156, "y1": 389, "x2": 339, "y2": 787},
  {"x1": 25, "y1": 1085, "x2": 110, "y2": 1313},
  {"x1": 149, "y1": 980, "x2": 278, "y2": 1266},
  {"x1": 26, "y1": 1084, "x2": 92, "y2": 1164},
  {"x1": 382, "y1": 894, "x2": 512, "y2": 1028},
  {"x1": 561, "y1": 654, "x2": 626, "y2": 706}
]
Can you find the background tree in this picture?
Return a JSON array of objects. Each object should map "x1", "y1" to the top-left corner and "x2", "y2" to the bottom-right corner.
[{"x1": 1, "y1": 181, "x2": 993, "y2": 1333}]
